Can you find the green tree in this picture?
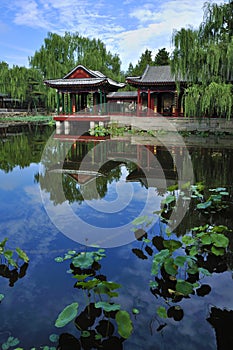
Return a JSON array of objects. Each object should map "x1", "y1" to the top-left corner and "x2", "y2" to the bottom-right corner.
[
  {"x1": 29, "y1": 32, "x2": 123, "y2": 110},
  {"x1": 0, "y1": 61, "x2": 10, "y2": 94},
  {"x1": 131, "y1": 49, "x2": 154, "y2": 76},
  {"x1": 0, "y1": 63, "x2": 46, "y2": 111},
  {"x1": 154, "y1": 48, "x2": 170, "y2": 66},
  {"x1": 126, "y1": 62, "x2": 134, "y2": 77},
  {"x1": 171, "y1": 1, "x2": 233, "y2": 119}
]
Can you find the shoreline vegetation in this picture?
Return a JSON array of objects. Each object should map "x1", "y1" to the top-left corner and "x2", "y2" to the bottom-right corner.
[
  {"x1": 0, "y1": 112, "x2": 53, "y2": 123},
  {"x1": 2, "y1": 112, "x2": 233, "y2": 136}
]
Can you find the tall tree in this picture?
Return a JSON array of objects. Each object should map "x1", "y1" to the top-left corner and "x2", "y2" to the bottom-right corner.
[
  {"x1": 0, "y1": 61, "x2": 10, "y2": 94},
  {"x1": 154, "y1": 48, "x2": 170, "y2": 66},
  {"x1": 171, "y1": 1, "x2": 233, "y2": 119},
  {"x1": 29, "y1": 32, "x2": 123, "y2": 110},
  {"x1": 125, "y1": 62, "x2": 134, "y2": 77},
  {"x1": 0, "y1": 63, "x2": 46, "y2": 110},
  {"x1": 131, "y1": 49, "x2": 154, "y2": 76}
]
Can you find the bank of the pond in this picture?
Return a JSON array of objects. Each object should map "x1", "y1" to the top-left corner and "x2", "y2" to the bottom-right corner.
[
  {"x1": 2, "y1": 112, "x2": 233, "y2": 141},
  {"x1": 111, "y1": 115, "x2": 233, "y2": 134},
  {"x1": 0, "y1": 112, "x2": 54, "y2": 135}
]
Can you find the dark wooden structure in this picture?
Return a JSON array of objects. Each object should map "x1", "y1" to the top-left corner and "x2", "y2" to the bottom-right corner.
[
  {"x1": 44, "y1": 64, "x2": 186, "y2": 121},
  {"x1": 107, "y1": 91, "x2": 137, "y2": 114},
  {"x1": 126, "y1": 65, "x2": 186, "y2": 117},
  {"x1": 44, "y1": 64, "x2": 125, "y2": 117}
]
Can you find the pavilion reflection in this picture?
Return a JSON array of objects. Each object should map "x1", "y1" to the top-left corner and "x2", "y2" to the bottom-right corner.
[
  {"x1": 52, "y1": 135, "x2": 180, "y2": 189},
  {"x1": 38, "y1": 123, "x2": 194, "y2": 206},
  {"x1": 207, "y1": 307, "x2": 233, "y2": 350}
]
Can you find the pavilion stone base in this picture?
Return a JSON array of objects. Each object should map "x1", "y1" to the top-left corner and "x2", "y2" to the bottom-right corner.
[{"x1": 55, "y1": 119, "x2": 107, "y2": 136}]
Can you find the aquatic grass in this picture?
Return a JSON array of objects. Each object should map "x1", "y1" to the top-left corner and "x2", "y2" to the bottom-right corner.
[{"x1": 0, "y1": 115, "x2": 54, "y2": 123}]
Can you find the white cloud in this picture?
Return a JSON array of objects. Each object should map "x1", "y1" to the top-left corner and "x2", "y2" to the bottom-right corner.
[{"x1": 0, "y1": 0, "x2": 230, "y2": 70}]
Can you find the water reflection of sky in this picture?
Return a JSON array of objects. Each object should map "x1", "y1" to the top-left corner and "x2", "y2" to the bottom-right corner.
[
  {"x1": 0, "y1": 160, "x2": 232, "y2": 348},
  {"x1": 71, "y1": 165, "x2": 161, "y2": 228}
]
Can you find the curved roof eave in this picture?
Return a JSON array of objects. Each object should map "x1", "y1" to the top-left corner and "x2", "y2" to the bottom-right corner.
[{"x1": 44, "y1": 78, "x2": 125, "y2": 89}]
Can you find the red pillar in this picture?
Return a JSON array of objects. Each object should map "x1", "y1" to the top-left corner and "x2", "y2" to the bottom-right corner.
[
  {"x1": 147, "y1": 89, "x2": 151, "y2": 116},
  {"x1": 172, "y1": 91, "x2": 178, "y2": 117},
  {"x1": 137, "y1": 89, "x2": 141, "y2": 116}
]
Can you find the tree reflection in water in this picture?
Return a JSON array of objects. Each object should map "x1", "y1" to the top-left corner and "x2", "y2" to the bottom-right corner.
[
  {"x1": 207, "y1": 307, "x2": 233, "y2": 350},
  {"x1": 1, "y1": 129, "x2": 233, "y2": 348}
]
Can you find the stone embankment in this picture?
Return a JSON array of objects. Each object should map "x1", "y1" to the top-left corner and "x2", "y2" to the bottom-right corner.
[
  {"x1": 0, "y1": 110, "x2": 29, "y2": 119},
  {"x1": 110, "y1": 115, "x2": 233, "y2": 134}
]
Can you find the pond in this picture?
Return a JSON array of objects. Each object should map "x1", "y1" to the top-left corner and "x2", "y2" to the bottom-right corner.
[{"x1": 0, "y1": 125, "x2": 233, "y2": 350}]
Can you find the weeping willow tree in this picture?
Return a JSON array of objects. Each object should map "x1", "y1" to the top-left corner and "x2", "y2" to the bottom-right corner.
[
  {"x1": 0, "y1": 62, "x2": 46, "y2": 111},
  {"x1": 29, "y1": 32, "x2": 123, "y2": 111},
  {"x1": 171, "y1": 1, "x2": 233, "y2": 119},
  {"x1": 0, "y1": 61, "x2": 10, "y2": 95}
]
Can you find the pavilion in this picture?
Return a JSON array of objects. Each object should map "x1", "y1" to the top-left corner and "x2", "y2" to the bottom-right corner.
[
  {"x1": 44, "y1": 64, "x2": 186, "y2": 121},
  {"x1": 126, "y1": 65, "x2": 186, "y2": 117},
  {"x1": 44, "y1": 64, "x2": 125, "y2": 117}
]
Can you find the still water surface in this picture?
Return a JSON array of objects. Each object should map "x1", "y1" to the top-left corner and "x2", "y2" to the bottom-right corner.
[{"x1": 0, "y1": 127, "x2": 233, "y2": 349}]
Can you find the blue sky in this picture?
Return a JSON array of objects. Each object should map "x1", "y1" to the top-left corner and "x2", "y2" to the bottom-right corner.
[{"x1": 0, "y1": 0, "x2": 228, "y2": 72}]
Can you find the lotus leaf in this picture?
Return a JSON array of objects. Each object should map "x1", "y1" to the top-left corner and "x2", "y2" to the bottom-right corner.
[
  {"x1": 72, "y1": 252, "x2": 94, "y2": 268},
  {"x1": 157, "y1": 306, "x2": 167, "y2": 318},
  {"x1": 49, "y1": 334, "x2": 59, "y2": 342},
  {"x1": 201, "y1": 235, "x2": 212, "y2": 245},
  {"x1": 2, "y1": 337, "x2": 20, "y2": 350},
  {"x1": 162, "y1": 195, "x2": 176, "y2": 205},
  {"x1": 176, "y1": 280, "x2": 194, "y2": 296},
  {"x1": 182, "y1": 236, "x2": 195, "y2": 246},
  {"x1": 132, "y1": 215, "x2": 149, "y2": 226},
  {"x1": 4, "y1": 250, "x2": 13, "y2": 260},
  {"x1": 55, "y1": 302, "x2": 79, "y2": 328},
  {"x1": 16, "y1": 247, "x2": 29, "y2": 262},
  {"x1": 132, "y1": 308, "x2": 140, "y2": 315},
  {"x1": 54, "y1": 257, "x2": 63, "y2": 262},
  {"x1": 211, "y1": 233, "x2": 229, "y2": 248},
  {"x1": 174, "y1": 256, "x2": 187, "y2": 267},
  {"x1": 164, "y1": 258, "x2": 177, "y2": 276},
  {"x1": 115, "y1": 310, "x2": 133, "y2": 339},
  {"x1": 211, "y1": 246, "x2": 225, "y2": 256},
  {"x1": 197, "y1": 201, "x2": 212, "y2": 209},
  {"x1": 95, "y1": 301, "x2": 121, "y2": 312},
  {"x1": 81, "y1": 331, "x2": 91, "y2": 338},
  {"x1": 163, "y1": 239, "x2": 182, "y2": 252}
]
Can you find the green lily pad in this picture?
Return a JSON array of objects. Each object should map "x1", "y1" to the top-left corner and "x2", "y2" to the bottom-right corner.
[
  {"x1": 116, "y1": 310, "x2": 133, "y2": 339},
  {"x1": 2, "y1": 337, "x2": 20, "y2": 350},
  {"x1": 54, "y1": 257, "x2": 63, "y2": 263},
  {"x1": 211, "y1": 233, "x2": 229, "y2": 248},
  {"x1": 55, "y1": 302, "x2": 79, "y2": 328},
  {"x1": 132, "y1": 215, "x2": 148, "y2": 226},
  {"x1": 15, "y1": 247, "x2": 29, "y2": 262},
  {"x1": 162, "y1": 195, "x2": 176, "y2": 205},
  {"x1": 72, "y1": 252, "x2": 94, "y2": 268},
  {"x1": 164, "y1": 258, "x2": 178, "y2": 276},
  {"x1": 176, "y1": 280, "x2": 194, "y2": 296},
  {"x1": 157, "y1": 306, "x2": 167, "y2": 318},
  {"x1": 49, "y1": 333, "x2": 59, "y2": 342},
  {"x1": 163, "y1": 239, "x2": 182, "y2": 252},
  {"x1": 132, "y1": 308, "x2": 140, "y2": 315},
  {"x1": 95, "y1": 301, "x2": 121, "y2": 312}
]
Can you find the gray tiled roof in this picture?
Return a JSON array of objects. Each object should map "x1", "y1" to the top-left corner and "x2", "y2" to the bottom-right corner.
[
  {"x1": 44, "y1": 78, "x2": 125, "y2": 88},
  {"x1": 107, "y1": 91, "x2": 137, "y2": 99},
  {"x1": 127, "y1": 65, "x2": 184, "y2": 84},
  {"x1": 44, "y1": 78, "x2": 106, "y2": 86}
]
